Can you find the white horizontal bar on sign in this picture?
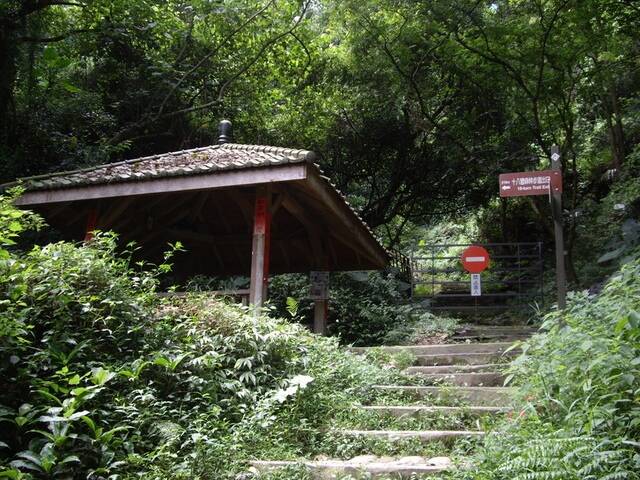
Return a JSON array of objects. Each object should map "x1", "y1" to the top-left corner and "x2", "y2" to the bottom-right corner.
[{"x1": 466, "y1": 256, "x2": 487, "y2": 262}]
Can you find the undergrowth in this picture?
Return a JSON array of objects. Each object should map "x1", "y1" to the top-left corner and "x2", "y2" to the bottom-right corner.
[
  {"x1": 2, "y1": 192, "x2": 640, "y2": 479},
  {"x1": 0, "y1": 193, "x2": 420, "y2": 479},
  {"x1": 442, "y1": 249, "x2": 640, "y2": 480}
]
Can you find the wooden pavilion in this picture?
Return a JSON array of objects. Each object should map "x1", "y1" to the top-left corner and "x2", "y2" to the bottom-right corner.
[{"x1": 4, "y1": 122, "x2": 390, "y2": 332}]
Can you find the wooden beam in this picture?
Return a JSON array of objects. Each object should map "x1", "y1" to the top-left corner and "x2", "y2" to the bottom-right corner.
[
  {"x1": 98, "y1": 198, "x2": 135, "y2": 231},
  {"x1": 304, "y1": 169, "x2": 389, "y2": 269},
  {"x1": 45, "y1": 201, "x2": 74, "y2": 218},
  {"x1": 210, "y1": 194, "x2": 247, "y2": 268},
  {"x1": 225, "y1": 188, "x2": 255, "y2": 231},
  {"x1": 164, "y1": 229, "x2": 248, "y2": 245},
  {"x1": 212, "y1": 243, "x2": 225, "y2": 271},
  {"x1": 186, "y1": 191, "x2": 210, "y2": 223},
  {"x1": 15, "y1": 164, "x2": 308, "y2": 206},
  {"x1": 279, "y1": 189, "x2": 327, "y2": 262}
]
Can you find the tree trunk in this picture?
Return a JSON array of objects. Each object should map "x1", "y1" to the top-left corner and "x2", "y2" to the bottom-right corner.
[
  {"x1": 600, "y1": 90, "x2": 626, "y2": 172},
  {"x1": 0, "y1": 20, "x2": 18, "y2": 148}
]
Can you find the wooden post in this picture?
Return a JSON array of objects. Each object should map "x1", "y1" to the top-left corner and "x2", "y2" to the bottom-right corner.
[
  {"x1": 84, "y1": 207, "x2": 99, "y2": 241},
  {"x1": 551, "y1": 145, "x2": 566, "y2": 310},
  {"x1": 250, "y1": 186, "x2": 272, "y2": 314},
  {"x1": 313, "y1": 300, "x2": 327, "y2": 335},
  {"x1": 310, "y1": 270, "x2": 329, "y2": 335}
]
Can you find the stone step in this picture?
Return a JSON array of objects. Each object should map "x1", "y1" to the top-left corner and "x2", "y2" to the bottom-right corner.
[
  {"x1": 250, "y1": 456, "x2": 451, "y2": 479},
  {"x1": 372, "y1": 385, "x2": 516, "y2": 407},
  {"x1": 426, "y1": 372, "x2": 506, "y2": 387},
  {"x1": 453, "y1": 325, "x2": 535, "y2": 340},
  {"x1": 415, "y1": 351, "x2": 518, "y2": 366},
  {"x1": 361, "y1": 405, "x2": 507, "y2": 418},
  {"x1": 351, "y1": 341, "x2": 516, "y2": 356},
  {"x1": 334, "y1": 429, "x2": 484, "y2": 441},
  {"x1": 407, "y1": 363, "x2": 504, "y2": 374},
  {"x1": 453, "y1": 334, "x2": 530, "y2": 343}
]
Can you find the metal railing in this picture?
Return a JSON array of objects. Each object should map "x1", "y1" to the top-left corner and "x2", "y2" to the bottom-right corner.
[
  {"x1": 389, "y1": 248, "x2": 413, "y2": 284},
  {"x1": 410, "y1": 242, "x2": 544, "y2": 313}
]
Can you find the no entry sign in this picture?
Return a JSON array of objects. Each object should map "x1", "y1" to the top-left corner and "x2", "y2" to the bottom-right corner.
[{"x1": 461, "y1": 246, "x2": 490, "y2": 273}]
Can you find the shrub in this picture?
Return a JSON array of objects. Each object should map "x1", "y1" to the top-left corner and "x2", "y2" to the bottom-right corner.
[
  {"x1": 269, "y1": 270, "x2": 414, "y2": 346},
  {"x1": 0, "y1": 206, "x2": 414, "y2": 479},
  {"x1": 453, "y1": 249, "x2": 640, "y2": 480}
]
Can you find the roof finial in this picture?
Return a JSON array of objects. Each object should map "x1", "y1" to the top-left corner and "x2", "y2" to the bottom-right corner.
[{"x1": 218, "y1": 120, "x2": 232, "y2": 144}]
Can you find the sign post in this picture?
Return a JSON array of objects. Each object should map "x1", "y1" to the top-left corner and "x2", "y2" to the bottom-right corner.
[
  {"x1": 551, "y1": 146, "x2": 566, "y2": 309},
  {"x1": 461, "y1": 246, "x2": 490, "y2": 298},
  {"x1": 499, "y1": 147, "x2": 565, "y2": 309},
  {"x1": 310, "y1": 271, "x2": 330, "y2": 335}
]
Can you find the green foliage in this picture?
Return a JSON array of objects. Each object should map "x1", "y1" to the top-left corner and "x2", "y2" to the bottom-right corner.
[
  {"x1": 269, "y1": 271, "x2": 415, "y2": 346},
  {"x1": 452, "y1": 251, "x2": 640, "y2": 479},
  {"x1": 1, "y1": 0, "x2": 317, "y2": 182},
  {"x1": 0, "y1": 189, "x2": 44, "y2": 252},
  {"x1": 3, "y1": 0, "x2": 640, "y2": 292},
  {"x1": 0, "y1": 219, "x2": 424, "y2": 478},
  {"x1": 3, "y1": 186, "x2": 640, "y2": 478},
  {"x1": 382, "y1": 312, "x2": 460, "y2": 346},
  {"x1": 327, "y1": 271, "x2": 413, "y2": 345}
]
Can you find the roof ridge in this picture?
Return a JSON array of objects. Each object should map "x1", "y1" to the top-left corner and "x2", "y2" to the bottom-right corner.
[
  {"x1": 3, "y1": 143, "x2": 317, "y2": 189},
  {"x1": 221, "y1": 143, "x2": 316, "y2": 162}
]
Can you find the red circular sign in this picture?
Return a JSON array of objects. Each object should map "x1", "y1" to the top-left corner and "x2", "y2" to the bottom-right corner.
[{"x1": 461, "y1": 246, "x2": 490, "y2": 273}]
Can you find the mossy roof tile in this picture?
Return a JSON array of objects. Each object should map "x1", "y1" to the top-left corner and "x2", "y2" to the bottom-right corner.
[{"x1": 11, "y1": 143, "x2": 316, "y2": 191}]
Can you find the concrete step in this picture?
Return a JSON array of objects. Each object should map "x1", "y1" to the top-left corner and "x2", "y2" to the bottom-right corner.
[
  {"x1": 407, "y1": 363, "x2": 504, "y2": 374},
  {"x1": 351, "y1": 341, "x2": 517, "y2": 356},
  {"x1": 361, "y1": 405, "x2": 507, "y2": 418},
  {"x1": 453, "y1": 326, "x2": 535, "y2": 342},
  {"x1": 250, "y1": 456, "x2": 451, "y2": 479},
  {"x1": 372, "y1": 385, "x2": 516, "y2": 407},
  {"x1": 426, "y1": 372, "x2": 506, "y2": 387},
  {"x1": 334, "y1": 429, "x2": 484, "y2": 441},
  {"x1": 415, "y1": 351, "x2": 517, "y2": 366}
]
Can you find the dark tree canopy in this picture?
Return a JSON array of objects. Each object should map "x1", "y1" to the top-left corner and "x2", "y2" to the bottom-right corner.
[{"x1": 2, "y1": 0, "x2": 640, "y2": 284}]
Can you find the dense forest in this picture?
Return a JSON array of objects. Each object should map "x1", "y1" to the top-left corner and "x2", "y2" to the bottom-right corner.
[
  {"x1": 2, "y1": 0, "x2": 640, "y2": 282},
  {"x1": 2, "y1": 2, "x2": 640, "y2": 478}
]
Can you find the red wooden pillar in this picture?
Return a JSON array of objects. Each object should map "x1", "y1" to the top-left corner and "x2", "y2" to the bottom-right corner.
[
  {"x1": 84, "y1": 207, "x2": 99, "y2": 241},
  {"x1": 250, "y1": 186, "x2": 272, "y2": 314},
  {"x1": 310, "y1": 265, "x2": 330, "y2": 336}
]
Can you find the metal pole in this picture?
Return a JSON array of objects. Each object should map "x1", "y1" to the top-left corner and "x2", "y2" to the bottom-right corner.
[{"x1": 551, "y1": 145, "x2": 566, "y2": 310}]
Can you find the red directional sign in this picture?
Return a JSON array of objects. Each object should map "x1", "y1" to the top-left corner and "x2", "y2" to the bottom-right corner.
[
  {"x1": 499, "y1": 170, "x2": 562, "y2": 197},
  {"x1": 461, "y1": 246, "x2": 490, "y2": 273}
]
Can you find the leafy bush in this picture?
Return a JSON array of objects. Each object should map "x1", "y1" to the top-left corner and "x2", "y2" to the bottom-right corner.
[
  {"x1": 451, "y1": 250, "x2": 640, "y2": 480},
  {"x1": 381, "y1": 311, "x2": 460, "y2": 346},
  {"x1": 0, "y1": 197, "x2": 417, "y2": 479},
  {"x1": 269, "y1": 270, "x2": 414, "y2": 346}
]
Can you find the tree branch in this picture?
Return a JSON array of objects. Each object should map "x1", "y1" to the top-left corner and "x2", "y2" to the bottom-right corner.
[
  {"x1": 20, "y1": 28, "x2": 96, "y2": 43},
  {"x1": 20, "y1": 0, "x2": 86, "y2": 17},
  {"x1": 108, "y1": 1, "x2": 311, "y2": 147},
  {"x1": 153, "y1": 0, "x2": 279, "y2": 120}
]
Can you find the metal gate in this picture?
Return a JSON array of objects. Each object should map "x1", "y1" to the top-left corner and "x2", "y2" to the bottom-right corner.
[{"x1": 410, "y1": 242, "x2": 544, "y2": 313}]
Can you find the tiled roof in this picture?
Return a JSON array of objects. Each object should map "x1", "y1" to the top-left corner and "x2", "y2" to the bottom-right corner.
[{"x1": 13, "y1": 143, "x2": 317, "y2": 191}]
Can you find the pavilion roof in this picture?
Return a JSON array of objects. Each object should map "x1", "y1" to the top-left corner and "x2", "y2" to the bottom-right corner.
[{"x1": 6, "y1": 142, "x2": 390, "y2": 278}]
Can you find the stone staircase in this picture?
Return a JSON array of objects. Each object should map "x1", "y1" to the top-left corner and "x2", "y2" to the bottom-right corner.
[{"x1": 251, "y1": 325, "x2": 532, "y2": 479}]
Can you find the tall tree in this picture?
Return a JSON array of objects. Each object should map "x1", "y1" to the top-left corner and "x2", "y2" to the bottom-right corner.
[
  {"x1": 0, "y1": 0, "x2": 316, "y2": 181},
  {"x1": 447, "y1": 0, "x2": 640, "y2": 285}
]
